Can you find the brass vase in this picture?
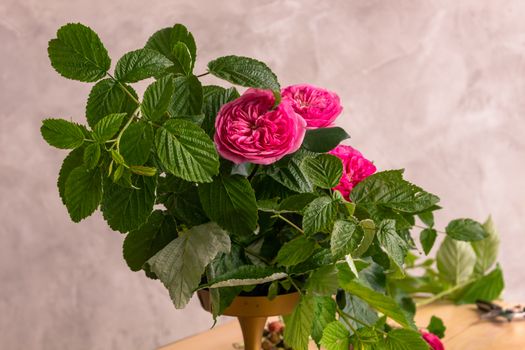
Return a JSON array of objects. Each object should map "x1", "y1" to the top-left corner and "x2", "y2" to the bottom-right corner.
[{"x1": 198, "y1": 290, "x2": 300, "y2": 350}]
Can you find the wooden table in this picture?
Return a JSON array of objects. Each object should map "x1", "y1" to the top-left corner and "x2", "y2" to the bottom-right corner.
[{"x1": 159, "y1": 302, "x2": 525, "y2": 350}]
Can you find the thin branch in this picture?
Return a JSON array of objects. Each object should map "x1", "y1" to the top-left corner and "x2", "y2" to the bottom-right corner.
[{"x1": 272, "y1": 214, "x2": 304, "y2": 234}]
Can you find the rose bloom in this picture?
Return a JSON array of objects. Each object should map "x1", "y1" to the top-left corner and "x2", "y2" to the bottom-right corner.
[
  {"x1": 329, "y1": 145, "x2": 376, "y2": 200},
  {"x1": 421, "y1": 332, "x2": 445, "y2": 350},
  {"x1": 214, "y1": 89, "x2": 306, "y2": 165},
  {"x1": 281, "y1": 84, "x2": 343, "y2": 129}
]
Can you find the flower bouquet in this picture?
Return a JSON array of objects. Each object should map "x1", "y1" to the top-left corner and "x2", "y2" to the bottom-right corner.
[{"x1": 41, "y1": 23, "x2": 504, "y2": 350}]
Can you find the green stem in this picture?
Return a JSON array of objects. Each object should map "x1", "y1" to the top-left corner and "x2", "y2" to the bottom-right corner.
[
  {"x1": 106, "y1": 72, "x2": 140, "y2": 105},
  {"x1": 415, "y1": 279, "x2": 473, "y2": 307},
  {"x1": 244, "y1": 248, "x2": 272, "y2": 265},
  {"x1": 273, "y1": 214, "x2": 304, "y2": 234},
  {"x1": 287, "y1": 277, "x2": 303, "y2": 295},
  {"x1": 414, "y1": 224, "x2": 446, "y2": 235}
]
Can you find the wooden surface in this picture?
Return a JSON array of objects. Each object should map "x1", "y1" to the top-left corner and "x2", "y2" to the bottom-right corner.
[{"x1": 159, "y1": 302, "x2": 525, "y2": 350}]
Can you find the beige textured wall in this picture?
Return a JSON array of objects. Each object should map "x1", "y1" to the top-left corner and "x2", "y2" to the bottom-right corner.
[{"x1": 1, "y1": 0, "x2": 524, "y2": 349}]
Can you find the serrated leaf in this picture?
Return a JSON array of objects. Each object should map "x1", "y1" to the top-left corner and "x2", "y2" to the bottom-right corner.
[
  {"x1": 172, "y1": 42, "x2": 192, "y2": 75},
  {"x1": 457, "y1": 265, "x2": 504, "y2": 304},
  {"x1": 420, "y1": 228, "x2": 437, "y2": 255},
  {"x1": 320, "y1": 321, "x2": 350, "y2": 350},
  {"x1": 204, "y1": 265, "x2": 286, "y2": 288},
  {"x1": 275, "y1": 235, "x2": 316, "y2": 267},
  {"x1": 101, "y1": 175, "x2": 157, "y2": 233},
  {"x1": 141, "y1": 75, "x2": 174, "y2": 122},
  {"x1": 93, "y1": 113, "x2": 126, "y2": 142},
  {"x1": 383, "y1": 329, "x2": 429, "y2": 350},
  {"x1": 145, "y1": 24, "x2": 197, "y2": 69},
  {"x1": 352, "y1": 219, "x2": 376, "y2": 258},
  {"x1": 208, "y1": 55, "x2": 280, "y2": 91},
  {"x1": 161, "y1": 182, "x2": 208, "y2": 226},
  {"x1": 302, "y1": 196, "x2": 338, "y2": 235},
  {"x1": 427, "y1": 316, "x2": 446, "y2": 339},
  {"x1": 341, "y1": 293, "x2": 379, "y2": 329},
  {"x1": 446, "y1": 218, "x2": 487, "y2": 242},
  {"x1": 148, "y1": 222, "x2": 230, "y2": 308},
  {"x1": 83, "y1": 143, "x2": 100, "y2": 169},
  {"x1": 472, "y1": 216, "x2": 500, "y2": 275},
  {"x1": 283, "y1": 295, "x2": 315, "y2": 350},
  {"x1": 114, "y1": 48, "x2": 172, "y2": 83},
  {"x1": 301, "y1": 154, "x2": 343, "y2": 189},
  {"x1": 58, "y1": 148, "x2": 84, "y2": 204},
  {"x1": 119, "y1": 121, "x2": 154, "y2": 166},
  {"x1": 169, "y1": 75, "x2": 203, "y2": 117},
  {"x1": 48, "y1": 23, "x2": 110, "y2": 82},
  {"x1": 155, "y1": 119, "x2": 219, "y2": 182},
  {"x1": 198, "y1": 175, "x2": 258, "y2": 236},
  {"x1": 64, "y1": 165, "x2": 102, "y2": 222},
  {"x1": 41, "y1": 119, "x2": 85, "y2": 149},
  {"x1": 201, "y1": 85, "x2": 240, "y2": 137},
  {"x1": 436, "y1": 236, "x2": 476, "y2": 285},
  {"x1": 85, "y1": 78, "x2": 138, "y2": 127},
  {"x1": 123, "y1": 210, "x2": 177, "y2": 271},
  {"x1": 331, "y1": 219, "x2": 359, "y2": 260},
  {"x1": 279, "y1": 193, "x2": 318, "y2": 213},
  {"x1": 377, "y1": 219, "x2": 408, "y2": 276},
  {"x1": 311, "y1": 297, "x2": 337, "y2": 346},
  {"x1": 266, "y1": 156, "x2": 313, "y2": 193},
  {"x1": 306, "y1": 265, "x2": 339, "y2": 296},
  {"x1": 302, "y1": 127, "x2": 350, "y2": 153}
]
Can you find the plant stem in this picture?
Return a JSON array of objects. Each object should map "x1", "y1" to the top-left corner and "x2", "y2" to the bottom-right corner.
[
  {"x1": 273, "y1": 214, "x2": 304, "y2": 234},
  {"x1": 244, "y1": 248, "x2": 272, "y2": 265},
  {"x1": 415, "y1": 279, "x2": 473, "y2": 307},
  {"x1": 287, "y1": 277, "x2": 303, "y2": 295},
  {"x1": 196, "y1": 72, "x2": 210, "y2": 78},
  {"x1": 414, "y1": 224, "x2": 446, "y2": 235},
  {"x1": 106, "y1": 72, "x2": 141, "y2": 105}
]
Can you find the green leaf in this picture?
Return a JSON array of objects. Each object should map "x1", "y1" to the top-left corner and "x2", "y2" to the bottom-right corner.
[
  {"x1": 427, "y1": 315, "x2": 446, "y2": 339},
  {"x1": 283, "y1": 295, "x2": 315, "y2": 350},
  {"x1": 420, "y1": 228, "x2": 437, "y2": 255},
  {"x1": 145, "y1": 24, "x2": 197, "y2": 69},
  {"x1": 141, "y1": 75, "x2": 175, "y2": 122},
  {"x1": 279, "y1": 193, "x2": 318, "y2": 213},
  {"x1": 266, "y1": 156, "x2": 313, "y2": 193},
  {"x1": 306, "y1": 265, "x2": 339, "y2": 296},
  {"x1": 350, "y1": 170, "x2": 440, "y2": 214},
  {"x1": 320, "y1": 321, "x2": 350, "y2": 350},
  {"x1": 472, "y1": 216, "x2": 500, "y2": 275},
  {"x1": 436, "y1": 236, "x2": 476, "y2": 285},
  {"x1": 276, "y1": 236, "x2": 317, "y2": 267},
  {"x1": 302, "y1": 127, "x2": 350, "y2": 153},
  {"x1": 160, "y1": 180, "x2": 208, "y2": 226},
  {"x1": 64, "y1": 165, "x2": 102, "y2": 222},
  {"x1": 446, "y1": 218, "x2": 487, "y2": 242},
  {"x1": 169, "y1": 75, "x2": 203, "y2": 117},
  {"x1": 352, "y1": 219, "x2": 376, "y2": 258},
  {"x1": 302, "y1": 196, "x2": 338, "y2": 235},
  {"x1": 208, "y1": 55, "x2": 280, "y2": 91},
  {"x1": 110, "y1": 149, "x2": 125, "y2": 165},
  {"x1": 101, "y1": 175, "x2": 157, "y2": 233},
  {"x1": 457, "y1": 265, "x2": 504, "y2": 304},
  {"x1": 48, "y1": 23, "x2": 110, "y2": 82},
  {"x1": 83, "y1": 143, "x2": 100, "y2": 169},
  {"x1": 201, "y1": 85, "x2": 240, "y2": 137},
  {"x1": 198, "y1": 175, "x2": 258, "y2": 236},
  {"x1": 93, "y1": 113, "x2": 126, "y2": 142},
  {"x1": 383, "y1": 329, "x2": 429, "y2": 350},
  {"x1": 58, "y1": 148, "x2": 84, "y2": 205},
  {"x1": 155, "y1": 119, "x2": 219, "y2": 183},
  {"x1": 301, "y1": 154, "x2": 343, "y2": 189},
  {"x1": 311, "y1": 297, "x2": 337, "y2": 346},
  {"x1": 85, "y1": 78, "x2": 138, "y2": 127},
  {"x1": 331, "y1": 219, "x2": 359, "y2": 260},
  {"x1": 41, "y1": 119, "x2": 85, "y2": 149},
  {"x1": 172, "y1": 42, "x2": 193, "y2": 74},
  {"x1": 377, "y1": 219, "x2": 408, "y2": 276},
  {"x1": 119, "y1": 121, "x2": 154, "y2": 166},
  {"x1": 129, "y1": 165, "x2": 157, "y2": 177},
  {"x1": 203, "y1": 265, "x2": 286, "y2": 288},
  {"x1": 147, "y1": 222, "x2": 230, "y2": 308},
  {"x1": 341, "y1": 293, "x2": 379, "y2": 329},
  {"x1": 114, "y1": 48, "x2": 172, "y2": 83},
  {"x1": 123, "y1": 210, "x2": 177, "y2": 271}
]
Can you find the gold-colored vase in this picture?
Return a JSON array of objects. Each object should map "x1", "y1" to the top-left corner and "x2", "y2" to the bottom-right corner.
[{"x1": 198, "y1": 290, "x2": 300, "y2": 350}]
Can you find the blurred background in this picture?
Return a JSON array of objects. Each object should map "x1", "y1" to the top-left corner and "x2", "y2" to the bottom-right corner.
[{"x1": 1, "y1": 0, "x2": 524, "y2": 349}]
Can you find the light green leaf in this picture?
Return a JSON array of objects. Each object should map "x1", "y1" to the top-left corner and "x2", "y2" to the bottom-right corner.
[
  {"x1": 101, "y1": 175, "x2": 157, "y2": 233},
  {"x1": 41, "y1": 119, "x2": 85, "y2": 149},
  {"x1": 457, "y1": 265, "x2": 505, "y2": 304},
  {"x1": 169, "y1": 75, "x2": 203, "y2": 117},
  {"x1": 64, "y1": 165, "x2": 102, "y2": 222},
  {"x1": 420, "y1": 228, "x2": 437, "y2": 255},
  {"x1": 377, "y1": 219, "x2": 408, "y2": 276},
  {"x1": 352, "y1": 219, "x2": 376, "y2": 258},
  {"x1": 204, "y1": 265, "x2": 287, "y2": 288},
  {"x1": 172, "y1": 42, "x2": 193, "y2": 74},
  {"x1": 148, "y1": 222, "x2": 230, "y2": 308},
  {"x1": 141, "y1": 75, "x2": 175, "y2": 122},
  {"x1": 383, "y1": 329, "x2": 429, "y2": 350},
  {"x1": 306, "y1": 265, "x2": 339, "y2": 296},
  {"x1": 436, "y1": 236, "x2": 476, "y2": 285},
  {"x1": 427, "y1": 316, "x2": 446, "y2": 339},
  {"x1": 85, "y1": 78, "x2": 138, "y2": 127},
  {"x1": 93, "y1": 113, "x2": 126, "y2": 142},
  {"x1": 58, "y1": 148, "x2": 85, "y2": 205},
  {"x1": 201, "y1": 85, "x2": 240, "y2": 137},
  {"x1": 446, "y1": 218, "x2": 487, "y2": 242},
  {"x1": 208, "y1": 55, "x2": 280, "y2": 91},
  {"x1": 472, "y1": 216, "x2": 500, "y2": 275},
  {"x1": 320, "y1": 321, "x2": 350, "y2": 350},
  {"x1": 114, "y1": 48, "x2": 172, "y2": 83},
  {"x1": 83, "y1": 143, "x2": 100, "y2": 169},
  {"x1": 155, "y1": 119, "x2": 219, "y2": 183},
  {"x1": 311, "y1": 297, "x2": 337, "y2": 346},
  {"x1": 123, "y1": 210, "x2": 177, "y2": 271},
  {"x1": 276, "y1": 236, "x2": 317, "y2": 267},
  {"x1": 198, "y1": 175, "x2": 258, "y2": 237},
  {"x1": 129, "y1": 165, "x2": 157, "y2": 177},
  {"x1": 303, "y1": 196, "x2": 338, "y2": 235},
  {"x1": 48, "y1": 23, "x2": 110, "y2": 82},
  {"x1": 145, "y1": 24, "x2": 196, "y2": 68},
  {"x1": 119, "y1": 121, "x2": 154, "y2": 166},
  {"x1": 331, "y1": 219, "x2": 359, "y2": 260},
  {"x1": 301, "y1": 154, "x2": 343, "y2": 189},
  {"x1": 341, "y1": 293, "x2": 379, "y2": 330},
  {"x1": 283, "y1": 295, "x2": 315, "y2": 350},
  {"x1": 302, "y1": 127, "x2": 350, "y2": 153}
]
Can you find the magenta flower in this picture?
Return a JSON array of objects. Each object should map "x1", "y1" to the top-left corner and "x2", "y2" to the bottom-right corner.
[
  {"x1": 214, "y1": 89, "x2": 306, "y2": 165},
  {"x1": 421, "y1": 332, "x2": 445, "y2": 350},
  {"x1": 329, "y1": 145, "x2": 376, "y2": 200},
  {"x1": 281, "y1": 84, "x2": 343, "y2": 129}
]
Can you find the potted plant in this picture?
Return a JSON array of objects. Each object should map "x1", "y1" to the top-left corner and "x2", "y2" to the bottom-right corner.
[{"x1": 41, "y1": 23, "x2": 504, "y2": 350}]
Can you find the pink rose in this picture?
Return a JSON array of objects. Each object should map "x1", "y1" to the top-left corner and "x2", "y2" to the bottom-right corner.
[
  {"x1": 329, "y1": 145, "x2": 376, "y2": 200},
  {"x1": 214, "y1": 89, "x2": 306, "y2": 165},
  {"x1": 421, "y1": 332, "x2": 445, "y2": 350},
  {"x1": 281, "y1": 84, "x2": 343, "y2": 129}
]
